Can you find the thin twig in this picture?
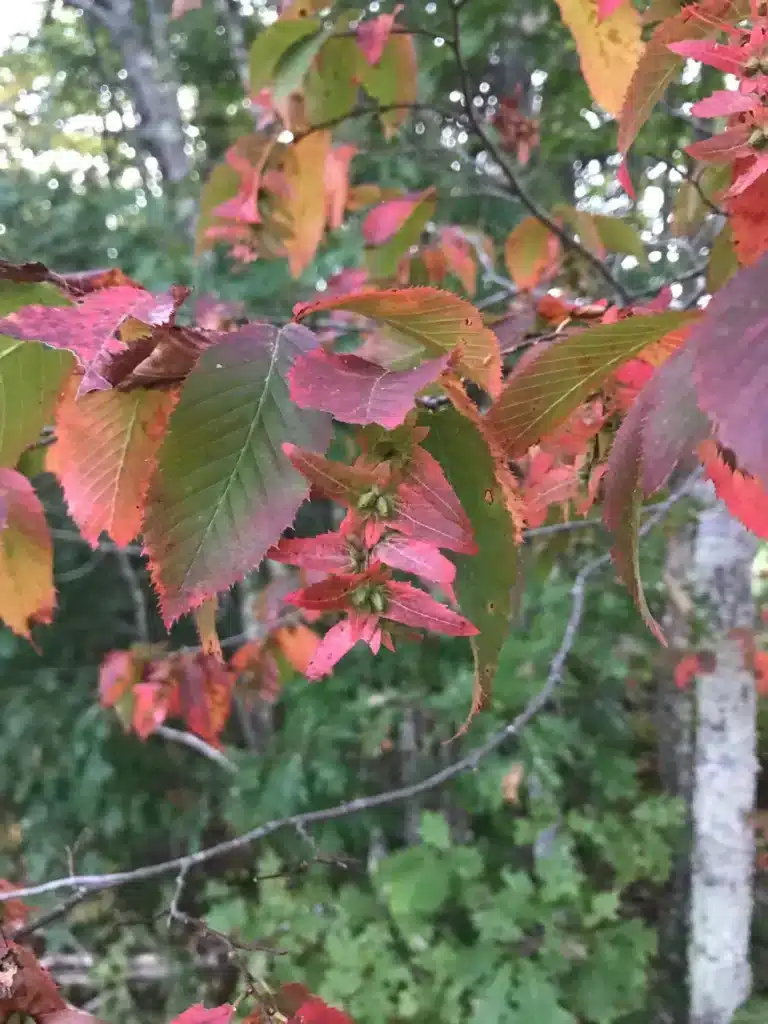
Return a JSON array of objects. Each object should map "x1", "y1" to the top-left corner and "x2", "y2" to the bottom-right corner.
[
  {"x1": 155, "y1": 725, "x2": 238, "y2": 773},
  {"x1": 447, "y1": 5, "x2": 631, "y2": 305},
  {"x1": 11, "y1": 889, "x2": 90, "y2": 941},
  {"x1": 293, "y1": 102, "x2": 464, "y2": 142},
  {"x1": 116, "y1": 548, "x2": 149, "y2": 643},
  {"x1": 0, "y1": 476, "x2": 693, "y2": 905}
]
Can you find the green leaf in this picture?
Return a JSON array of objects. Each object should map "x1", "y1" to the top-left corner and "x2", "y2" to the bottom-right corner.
[
  {"x1": 248, "y1": 18, "x2": 322, "y2": 95},
  {"x1": 510, "y1": 962, "x2": 576, "y2": 1024},
  {"x1": 470, "y1": 966, "x2": 513, "y2": 1024},
  {"x1": 590, "y1": 213, "x2": 647, "y2": 264},
  {"x1": 0, "y1": 280, "x2": 71, "y2": 317},
  {"x1": 419, "y1": 811, "x2": 452, "y2": 851},
  {"x1": 486, "y1": 311, "x2": 695, "y2": 457},
  {"x1": 357, "y1": 33, "x2": 417, "y2": 137},
  {"x1": 195, "y1": 160, "x2": 241, "y2": 256},
  {"x1": 305, "y1": 37, "x2": 359, "y2": 123},
  {"x1": 143, "y1": 323, "x2": 333, "y2": 624},
  {"x1": 365, "y1": 191, "x2": 436, "y2": 280},
  {"x1": 420, "y1": 405, "x2": 519, "y2": 718},
  {"x1": 377, "y1": 846, "x2": 450, "y2": 919},
  {"x1": 0, "y1": 335, "x2": 75, "y2": 468},
  {"x1": 271, "y1": 26, "x2": 332, "y2": 104},
  {"x1": 707, "y1": 223, "x2": 738, "y2": 292}
]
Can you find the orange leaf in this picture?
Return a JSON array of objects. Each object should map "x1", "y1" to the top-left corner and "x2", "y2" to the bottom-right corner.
[
  {"x1": 0, "y1": 469, "x2": 54, "y2": 638},
  {"x1": 280, "y1": 132, "x2": 331, "y2": 277},
  {"x1": 501, "y1": 762, "x2": 524, "y2": 804},
  {"x1": 554, "y1": 0, "x2": 642, "y2": 117},
  {"x1": 273, "y1": 623, "x2": 320, "y2": 673},
  {"x1": 48, "y1": 377, "x2": 177, "y2": 547},
  {"x1": 504, "y1": 217, "x2": 560, "y2": 291},
  {"x1": 294, "y1": 287, "x2": 501, "y2": 397}
]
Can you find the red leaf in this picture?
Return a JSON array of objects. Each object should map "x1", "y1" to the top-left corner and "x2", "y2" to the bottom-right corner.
[
  {"x1": 175, "y1": 653, "x2": 235, "y2": 745},
  {"x1": 0, "y1": 938, "x2": 67, "y2": 1019},
  {"x1": 169, "y1": 1004, "x2": 234, "y2": 1024},
  {"x1": 689, "y1": 249, "x2": 768, "y2": 482},
  {"x1": 289, "y1": 347, "x2": 449, "y2": 428},
  {"x1": 617, "y1": 159, "x2": 636, "y2": 200},
  {"x1": 99, "y1": 650, "x2": 138, "y2": 707},
  {"x1": 132, "y1": 682, "x2": 172, "y2": 739},
  {"x1": 0, "y1": 285, "x2": 184, "y2": 393},
  {"x1": 0, "y1": 469, "x2": 55, "y2": 638},
  {"x1": 170, "y1": 0, "x2": 203, "y2": 16},
  {"x1": 385, "y1": 581, "x2": 478, "y2": 636},
  {"x1": 47, "y1": 377, "x2": 177, "y2": 547},
  {"x1": 286, "y1": 571, "x2": 372, "y2": 612},
  {"x1": 699, "y1": 440, "x2": 768, "y2": 538},
  {"x1": 305, "y1": 617, "x2": 366, "y2": 678},
  {"x1": 0, "y1": 880, "x2": 30, "y2": 930},
  {"x1": 270, "y1": 532, "x2": 353, "y2": 573},
  {"x1": 674, "y1": 653, "x2": 701, "y2": 690},
  {"x1": 284, "y1": 444, "x2": 389, "y2": 505},
  {"x1": 289, "y1": 998, "x2": 356, "y2": 1024},
  {"x1": 356, "y1": 5, "x2": 403, "y2": 65},
  {"x1": 394, "y1": 447, "x2": 477, "y2": 554},
  {"x1": 325, "y1": 145, "x2": 357, "y2": 231},
  {"x1": 362, "y1": 189, "x2": 433, "y2": 246}
]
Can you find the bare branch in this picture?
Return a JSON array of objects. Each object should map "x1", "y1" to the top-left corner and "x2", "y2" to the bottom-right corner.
[
  {"x1": 293, "y1": 102, "x2": 462, "y2": 142},
  {"x1": 447, "y1": 5, "x2": 631, "y2": 305},
  {"x1": 0, "y1": 475, "x2": 693, "y2": 906},
  {"x1": 154, "y1": 725, "x2": 238, "y2": 773}
]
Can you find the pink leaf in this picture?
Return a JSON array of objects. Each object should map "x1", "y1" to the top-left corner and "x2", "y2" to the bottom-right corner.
[
  {"x1": 356, "y1": 5, "x2": 404, "y2": 66},
  {"x1": 0, "y1": 285, "x2": 184, "y2": 393},
  {"x1": 691, "y1": 90, "x2": 758, "y2": 117},
  {"x1": 385, "y1": 581, "x2": 478, "y2": 636},
  {"x1": 394, "y1": 447, "x2": 477, "y2": 554},
  {"x1": 269, "y1": 532, "x2": 353, "y2": 573},
  {"x1": 289, "y1": 348, "x2": 450, "y2": 428},
  {"x1": 169, "y1": 1005, "x2": 234, "y2": 1024},
  {"x1": 305, "y1": 615, "x2": 381, "y2": 679},
  {"x1": 617, "y1": 160, "x2": 636, "y2": 200},
  {"x1": 667, "y1": 40, "x2": 744, "y2": 76},
  {"x1": 362, "y1": 190, "x2": 434, "y2": 246},
  {"x1": 687, "y1": 126, "x2": 750, "y2": 163},
  {"x1": 325, "y1": 145, "x2": 358, "y2": 231},
  {"x1": 689, "y1": 249, "x2": 768, "y2": 483},
  {"x1": 597, "y1": 0, "x2": 625, "y2": 20},
  {"x1": 170, "y1": 0, "x2": 203, "y2": 17},
  {"x1": 374, "y1": 534, "x2": 457, "y2": 598}
]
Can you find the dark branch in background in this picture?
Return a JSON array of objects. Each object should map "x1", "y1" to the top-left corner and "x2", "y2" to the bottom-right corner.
[
  {"x1": 0, "y1": 477, "x2": 695, "y2": 906},
  {"x1": 154, "y1": 725, "x2": 238, "y2": 773},
  {"x1": 293, "y1": 102, "x2": 462, "y2": 142},
  {"x1": 447, "y1": 4, "x2": 632, "y2": 305}
]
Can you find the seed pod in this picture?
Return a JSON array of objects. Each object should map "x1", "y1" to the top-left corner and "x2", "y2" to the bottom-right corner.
[
  {"x1": 744, "y1": 54, "x2": 762, "y2": 76},
  {"x1": 370, "y1": 589, "x2": 386, "y2": 614},
  {"x1": 351, "y1": 587, "x2": 369, "y2": 608},
  {"x1": 749, "y1": 127, "x2": 768, "y2": 150},
  {"x1": 357, "y1": 489, "x2": 379, "y2": 511},
  {"x1": 375, "y1": 495, "x2": 392, "y2": 518}
]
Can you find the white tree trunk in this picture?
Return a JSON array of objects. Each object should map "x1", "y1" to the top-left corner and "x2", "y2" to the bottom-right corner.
[{"x1": 688, "y1": 484, "x2": 759, "y2": 1024}]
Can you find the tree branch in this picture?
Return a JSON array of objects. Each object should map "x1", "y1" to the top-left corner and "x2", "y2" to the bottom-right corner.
[
  {"x1": 154, "y1": 725, "x2": 238, "y2": 773},
  {"x1": 0, "y1": 476, "x2": 693, "y2": 906},
  {"x1": 293, "y1": 102, "x2": 463, "y2": 142},
  {"x1": 447, "y1": 4, "x2": 631, "y2": 305}
]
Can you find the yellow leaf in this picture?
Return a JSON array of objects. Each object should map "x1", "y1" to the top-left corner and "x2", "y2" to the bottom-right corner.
[
  {"x1": 554, "y1": 0, "x2": 643, "y2": 117},
  {"x1": 194, "y1": 596, "x2": 223, "y2": 660},
  {"x1": 0, "y1": 469, "x2": 54, "y2": 638},
  {"x1": 280, "y1": 131, "x2": 331, "y2": 278},
  {"x1": 502, "y1": 762, "x2": 525, "y2": 804}
]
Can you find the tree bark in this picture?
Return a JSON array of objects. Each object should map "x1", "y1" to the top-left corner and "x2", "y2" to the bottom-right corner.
[
  {"x1": 656, "y1": 482, "x2": 759, "y2": 1024},
  {"x1": 70, "y1": 0, "x2": 190, "y2": 182}
]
